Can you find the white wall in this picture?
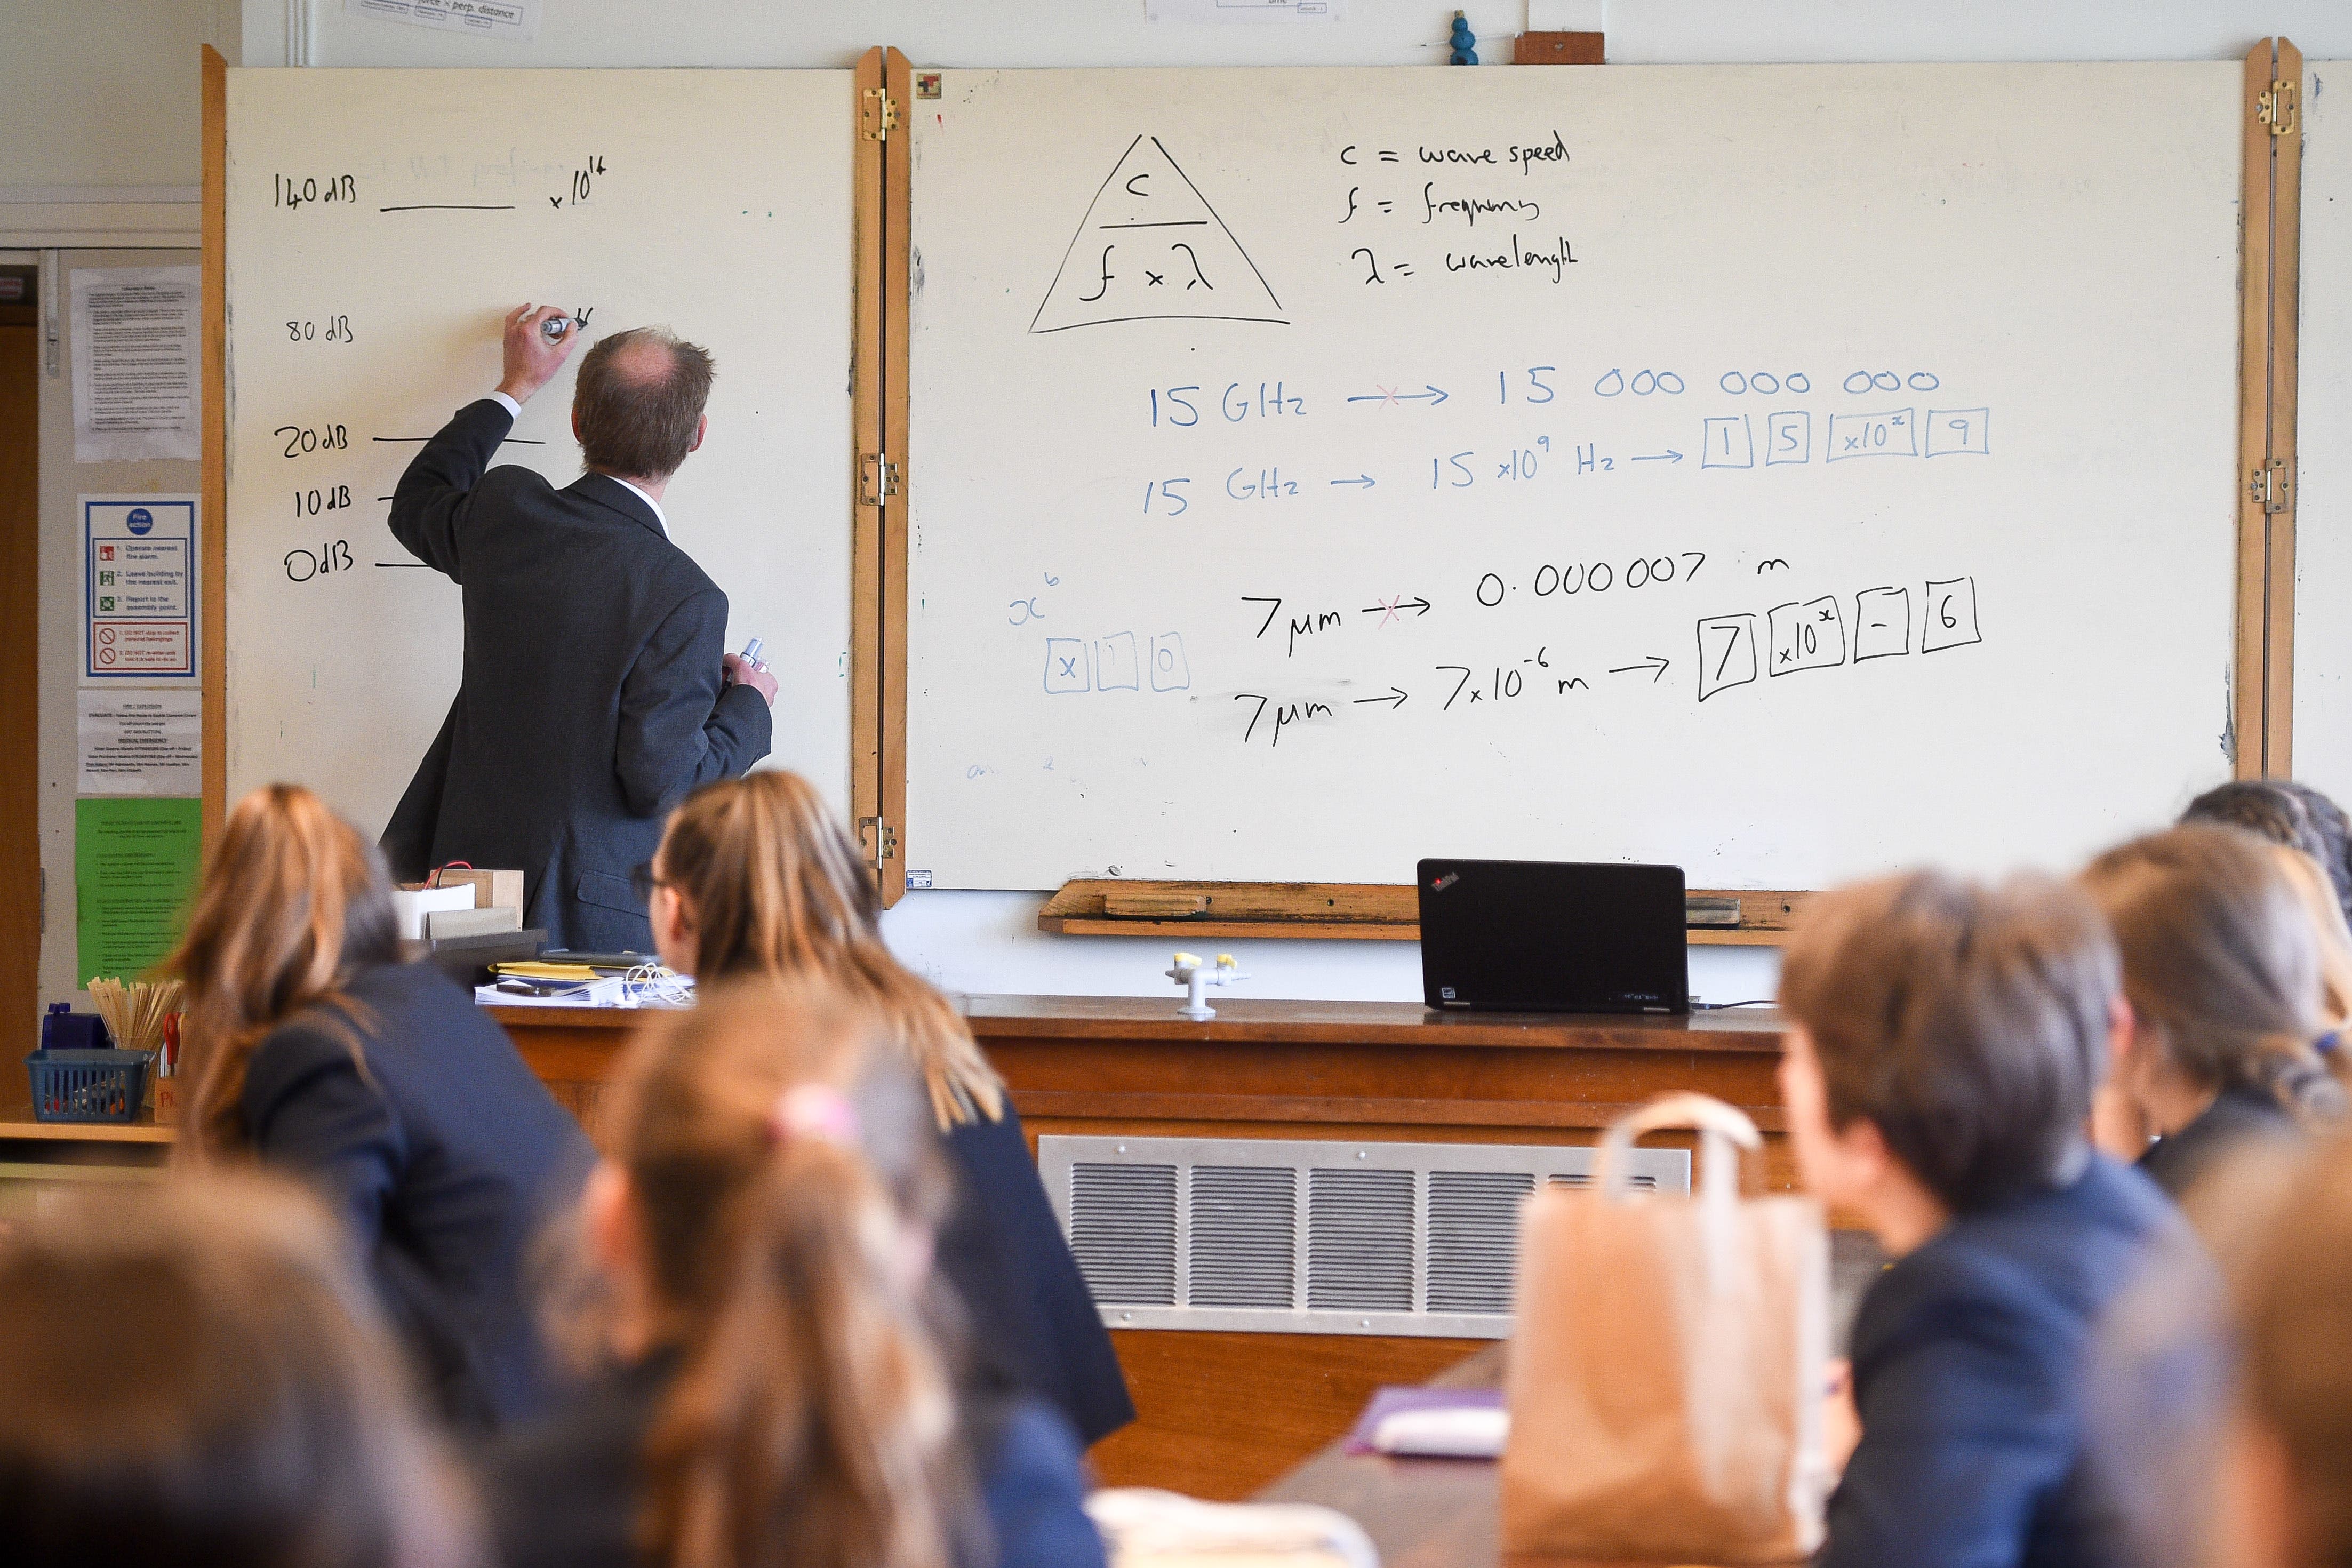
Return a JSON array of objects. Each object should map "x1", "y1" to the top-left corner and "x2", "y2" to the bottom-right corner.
[
  {"x1": 33, "y1": 0, "x2": 2348, "y2": 1005},
  {"x1": 249, "y1": 0, "x2": 2352, "y2": 71},
  {"x1": 3, "y1": 2, "x2": 239, "y2": 187}
]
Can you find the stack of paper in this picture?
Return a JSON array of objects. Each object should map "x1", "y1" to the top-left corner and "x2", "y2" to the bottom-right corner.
[{"x1": 1084, "y1": 1488, "x2": 1377, "y2": 1568}]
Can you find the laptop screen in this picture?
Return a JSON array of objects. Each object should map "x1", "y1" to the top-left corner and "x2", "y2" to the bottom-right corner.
[{"x1": 1417, "y1": 859, "x2": 1688, "y2": 1014}]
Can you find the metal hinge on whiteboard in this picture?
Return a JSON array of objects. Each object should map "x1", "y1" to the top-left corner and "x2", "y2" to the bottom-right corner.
[
  {"x1": 860, "y1": 452, "x2": 900, "y2": 507},
  {"x1": 862, "y1": 89, "x2": 900, "y2": 142},
  {"x1": 859, "y1": 817, "x2": 898, "y2": 869},
  {"x1": 2251, "y1": 460, "x2": 2293, "y2": 514},
  {"x1": 2259, "y1": 80, "x2": 2298, "y2": 137}
]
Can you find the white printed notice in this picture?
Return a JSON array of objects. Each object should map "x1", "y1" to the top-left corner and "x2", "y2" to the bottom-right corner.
[
  {"x1": 77, "y1": 691, "x2": 201, "y2": 795},
  {"x1": 344, "y1": 0, "x2": 541, "y2": 41},
  {"x1": 70, "y1": 267, "x2": 200, "y2": 462},
  {"x1": 83, "y1": 495, "x2": 198, "y2": 683}
]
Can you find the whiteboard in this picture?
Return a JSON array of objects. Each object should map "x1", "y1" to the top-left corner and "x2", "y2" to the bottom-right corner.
[
  {"x1": 224, "y1": 69, "x2": 855, "y2": 835},
  {"x1": 2298, "y1": 63, "x2": 2352, "y2": 801},
  {"x1": 907, "y1": 65, "x2": 2243, "y2": 891}
]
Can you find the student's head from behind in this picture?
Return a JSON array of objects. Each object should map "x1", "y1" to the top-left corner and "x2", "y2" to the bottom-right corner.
[
  {"x1": 2218, "y1": 1133, "x2": 2352, "y2": 1568},
  {"x1": 2183, "y1": 779, "x2": 2352, "y2": 929},
  {"x1": 571, "y1": 326, "x2": 714, "y2": 483},
  {"x1": 1777, "y1": 870, "x2": 2116, "y2": 1237},
  {"x1": 645, "y1": 769, "x2": 876, "y2": 983},
  {"x1": 172, "y1": 783, "x2": 399, "y2": 1156},
  {"x1": 581, "y1": 976, "x2": 962, "y2": 1568},
  {"x1": 0, "y1": 1172, "x2": 474, "y2": 1568},
  {"x1": 646, "y1": 771, "x2": 1002, "y2": 1128},
  {"x1": 2081, "y1": 825, "x2": 2341, "y2": 1126}
]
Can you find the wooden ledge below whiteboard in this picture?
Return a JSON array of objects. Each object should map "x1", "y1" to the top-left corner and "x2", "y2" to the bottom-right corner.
[{"x1": 1036, "y1": 880, "x2": 1810, "y2": 947}]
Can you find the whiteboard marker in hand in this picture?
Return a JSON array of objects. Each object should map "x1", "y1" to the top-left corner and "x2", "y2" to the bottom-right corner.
[
  {"x1": 540, "y1": 315, "x2": 572, "y2": 342},
  {"x1": 724, "y1": 637, "x2": 779, "y2": 707}
]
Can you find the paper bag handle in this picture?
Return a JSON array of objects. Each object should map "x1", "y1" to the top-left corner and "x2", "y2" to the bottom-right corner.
[{"x1": 1594, "y1": 1092, "x2": 1762, "y2": 1205}]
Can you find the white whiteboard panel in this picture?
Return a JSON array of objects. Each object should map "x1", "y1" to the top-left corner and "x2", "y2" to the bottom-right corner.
[
  {"x1": 225, "y1": 69, "x2": 854, "y2": 835},
  {"x1": 2298, "y1": 64, "x2": 2352, "y2": 801},
  {"x1": 908, "y1": 65, "x2": 2242, "y2": 891}
]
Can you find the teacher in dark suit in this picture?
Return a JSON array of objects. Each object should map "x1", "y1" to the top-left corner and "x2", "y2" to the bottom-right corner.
[{"x1": 382, "y1": 306, "x2": 777, "y2": 950}]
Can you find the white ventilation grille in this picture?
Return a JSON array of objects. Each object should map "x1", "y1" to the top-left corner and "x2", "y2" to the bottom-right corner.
[
  {"x1": 1427, "y1": 1170, "x2": 1534, "y2": 1314},
  {"x1": 1307, "y1": 1167, "x2": 1416, "y2": 1311},
  {"x1": 1041, "y1": 1135, "x2": 1690, "y2": 1338},
  {"x1": 1068, "y1": 1162, "x2": 1176, "y2": 1306},
  {"x1": 1189, "y1": 1166, "x2": 1295, "y2": 1308}
]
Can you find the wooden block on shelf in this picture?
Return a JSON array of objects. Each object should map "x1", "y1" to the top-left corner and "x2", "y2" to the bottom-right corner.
[
  {"x1": 1037, "y1": 879, "x2": 1812, "y2": 946},
  {"x1": 1514, "y1": 30, "x2": 1604, "y2": 65}
]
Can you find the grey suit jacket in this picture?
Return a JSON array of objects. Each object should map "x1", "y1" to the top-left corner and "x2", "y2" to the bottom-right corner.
[{"x1": 381, "y1": 398, "x2": 771, "y2": 948}]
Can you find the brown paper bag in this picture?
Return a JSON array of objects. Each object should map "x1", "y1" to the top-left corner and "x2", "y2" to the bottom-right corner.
[{"x1": 1501, "y1": 1093, "x2": 1830, "y2": 1563}]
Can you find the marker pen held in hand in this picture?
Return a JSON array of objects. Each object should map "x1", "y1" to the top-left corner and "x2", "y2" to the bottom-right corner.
[{"x1": 540, "y1": 315, "x2": 572, "y2": 342}]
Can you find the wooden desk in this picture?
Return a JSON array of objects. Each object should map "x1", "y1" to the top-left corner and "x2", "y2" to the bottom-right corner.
[
  {"x1": 1257, "y1": 1345, "x2": 1708, "y2": 1568},
  {"x1": 1258, "y1": 1344, "x2": 1510, "y2": 1568},
  {"x1": 497, "y1": 996, "x2": 1793, "y2": 1498}
]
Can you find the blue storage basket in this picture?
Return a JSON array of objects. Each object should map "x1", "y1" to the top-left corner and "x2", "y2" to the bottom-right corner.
[{"x1": 25, "y1": 1049, "x2": 156, "y2": 1124}]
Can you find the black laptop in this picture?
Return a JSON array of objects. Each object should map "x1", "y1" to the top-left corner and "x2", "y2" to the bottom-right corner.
[{"x1": 1417, "y1": 858, "x2": 1688, "y2": 1014}]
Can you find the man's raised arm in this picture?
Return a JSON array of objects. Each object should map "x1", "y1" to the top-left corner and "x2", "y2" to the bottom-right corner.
[{"x1": 387, "y1": 303, "x2": 578, "y2": 580}]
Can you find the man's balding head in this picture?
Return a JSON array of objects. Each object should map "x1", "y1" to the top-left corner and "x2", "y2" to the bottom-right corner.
[{"x1": 572, "y1": 327, "x2": 715, "y2": 482}]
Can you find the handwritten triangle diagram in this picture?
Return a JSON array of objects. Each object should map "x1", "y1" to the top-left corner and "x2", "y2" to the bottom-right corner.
[{"x1": 1031, "y1": 135, "x2": 1287, "y2": 333}]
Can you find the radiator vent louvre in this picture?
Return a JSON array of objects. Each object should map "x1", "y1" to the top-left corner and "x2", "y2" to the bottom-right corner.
[
  {"x1": 1427, "y1": 1170, "x2": 1535, "y2": 1314},
  {"x1": 1548, "y1": 1171, "x2": 1658, "y2": 1191},
  {"x1": 1190, "y1": 1166, "x2": 1296, "y2": 1308},
  {"x1": 1307, "y1": 1169, "x2": 1416, "y2": 1311},
  {"x1": 1068, "y1": 1162, "x2": 1177, "y2": 1306},
  {"x1": 1039, "y1": 1135, "x2": 1690, "y2": 1338}
]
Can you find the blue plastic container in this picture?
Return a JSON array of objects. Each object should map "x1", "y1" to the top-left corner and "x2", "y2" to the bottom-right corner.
[
  {"x1": 25, "y1": 1049, "x2": 155, "y2": 1124},
  {"x1": 39, "y1": 1003, "x2": 111, "y2": 1053}
]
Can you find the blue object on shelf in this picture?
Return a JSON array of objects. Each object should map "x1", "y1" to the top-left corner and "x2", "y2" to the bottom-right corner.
[
  {"x1": 40, "y1": 1003, "x2": 111, "y2": 1054},
  {"x1": 25, "y1": 1049, "x2": 156, "y2": 1124},
  {"x1": 1449, "y1": 12, "x2": 1478, "y2": 65}
]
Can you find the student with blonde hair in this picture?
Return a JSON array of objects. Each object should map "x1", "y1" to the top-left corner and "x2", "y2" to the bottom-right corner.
[
  {"x1": 2080, "y1": 824, "x2": 2348, "y2": 1199},
  {"x1": 173, "y1": 783, "x2": 591, "y2": 1429},
  {"x1": 638, "y1": 771, "x2": 1132, "y2": 1442},
  {"x1": 0, "y1": 1172, "x2": 478, "y2": 1568},
  {"x1": 488, "y1": 979, "x2": 1103, "y2": 1568}
]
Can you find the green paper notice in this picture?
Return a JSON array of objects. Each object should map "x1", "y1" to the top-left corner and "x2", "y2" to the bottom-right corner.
[{"x1": 76, "y1": 797, "x2": 202, "y2": 986}]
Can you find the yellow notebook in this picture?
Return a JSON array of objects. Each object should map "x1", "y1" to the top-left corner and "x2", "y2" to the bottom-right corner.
[{"x1": 489, "y1": 962, "x2": 601, "y2": 982}]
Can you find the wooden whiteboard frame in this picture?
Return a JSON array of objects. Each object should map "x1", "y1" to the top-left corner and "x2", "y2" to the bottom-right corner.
[
  {"x1": 2238, "y1": 38, "x2": 2304, "y2": 778},
  {"x1": 190, "y1": 50, "x2": 2303, "y2": 939},
  {"x1": 201, "y1": 44, "x2": 228, "y2": 846},
  {"x1": 879, "y1": 55, "x2": 2303, "y2": 942},
  {"x1": 852, "y1": 45, "x2": 894, "y2": 900},
  {"x1": 199, "y1": 54, "x2": 894, "y2": 874}
]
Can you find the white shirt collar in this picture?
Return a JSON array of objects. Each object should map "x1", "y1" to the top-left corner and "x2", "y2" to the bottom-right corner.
[{"x1": 604, "y1": 474, "x2": 669, "y2": 538}]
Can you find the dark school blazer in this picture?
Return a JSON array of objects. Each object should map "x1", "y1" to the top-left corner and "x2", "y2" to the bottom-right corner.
[
  {"x1": 381, "y1": 397, "x2": 771, "y2": 949},
  {"x1": 1821, "y1": 1154, "x2": 2174, "y2": 1568},
  {"x1": 939, "y1": 1101, "x2": 1136, "y2": 1444},
  {"x1": 242, "y1": 959, "x2": 595, "y2": 1429}
]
